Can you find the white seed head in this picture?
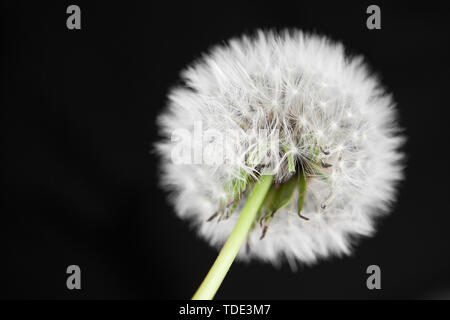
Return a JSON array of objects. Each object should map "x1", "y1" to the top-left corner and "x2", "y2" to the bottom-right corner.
[{"x1": 156, "y1": 30, "x2": 405, "y2": 268}]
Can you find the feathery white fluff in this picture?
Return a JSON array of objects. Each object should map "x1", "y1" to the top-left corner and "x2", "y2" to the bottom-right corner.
[{"x1": 156, "y1": 30, "x2": 404, "y2": 268}]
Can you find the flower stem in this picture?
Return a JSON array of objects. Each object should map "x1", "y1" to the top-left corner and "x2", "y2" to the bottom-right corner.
[{"x1": 192, "y1": 174, "x2": 274, "y2": 300}]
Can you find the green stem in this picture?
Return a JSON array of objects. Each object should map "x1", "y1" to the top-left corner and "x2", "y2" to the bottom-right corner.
[
  {"x1": 298, "y1": 170, "x2": 307, "y2": 214},
  {"x1": 192, "y1": 174, "x2": 274, "y2": 300}
]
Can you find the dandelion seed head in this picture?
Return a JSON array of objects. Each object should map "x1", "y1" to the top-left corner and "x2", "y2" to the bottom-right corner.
[{"x1": 156, "y1": 30, "x2": 405, "y2": 267}]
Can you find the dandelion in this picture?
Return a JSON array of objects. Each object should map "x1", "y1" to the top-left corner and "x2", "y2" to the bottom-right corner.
[{"x1": 155, "y1": 29, "x2": 404, "y2": 299}]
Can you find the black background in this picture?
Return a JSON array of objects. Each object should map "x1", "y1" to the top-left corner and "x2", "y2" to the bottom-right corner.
[{"x1": 2, "y1": 1, "x2": 450, "y2": 299}]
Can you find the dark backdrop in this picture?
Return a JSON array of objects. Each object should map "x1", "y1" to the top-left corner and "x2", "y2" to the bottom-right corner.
[{"x1": 2, "y1": 1, "x2": 449, "y2": 299}]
